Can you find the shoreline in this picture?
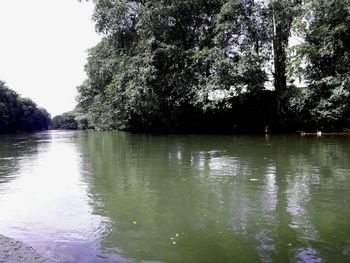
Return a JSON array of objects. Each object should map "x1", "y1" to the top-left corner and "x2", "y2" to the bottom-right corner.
[{"x1": 0, "y1": 235, "x2": 54, "y2": 263}]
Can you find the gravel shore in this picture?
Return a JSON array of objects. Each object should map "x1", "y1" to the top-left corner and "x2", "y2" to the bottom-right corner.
[{"x1": 0, "y1": 235, "x2": 54, "y2": 263}]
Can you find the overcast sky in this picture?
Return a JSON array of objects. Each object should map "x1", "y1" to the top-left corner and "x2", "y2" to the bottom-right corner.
[{"x1": 0, "y1": 0, "x2": 101, "y2": 116}]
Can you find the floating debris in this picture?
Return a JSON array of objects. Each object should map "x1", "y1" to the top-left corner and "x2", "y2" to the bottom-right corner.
[
  {"x1": 132, "y1": 220, "x2": 138, "y2": 225},
  {"x1": 170, "y1": 232, "x2": 181, "y2": 244},
  {"x1": 249, "y1": 178, "x2": 259, "y2": 181}
]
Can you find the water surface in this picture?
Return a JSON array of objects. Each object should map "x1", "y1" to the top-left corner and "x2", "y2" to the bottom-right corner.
[{"x1": 0, "y1": 131, "x2": 349, "y2": 262}]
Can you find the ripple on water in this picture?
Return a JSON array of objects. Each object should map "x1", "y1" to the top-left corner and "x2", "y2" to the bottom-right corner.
[{"x1": 295, "y1": 247, "x2": 323, "y2": 263}]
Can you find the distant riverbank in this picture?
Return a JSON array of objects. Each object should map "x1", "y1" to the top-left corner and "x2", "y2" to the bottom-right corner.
[{"x1": 0, "y1": 235, "x2": 53, "y2": 263}]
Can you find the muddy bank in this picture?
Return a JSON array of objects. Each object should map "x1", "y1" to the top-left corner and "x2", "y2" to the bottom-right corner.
[{"x1": 0, "y1": 235, "x2": 54, "y2": 263}]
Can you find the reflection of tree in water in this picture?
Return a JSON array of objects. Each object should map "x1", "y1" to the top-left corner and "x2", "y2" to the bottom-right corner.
[
  {"x1": 1, "y1": 131, "x2": 122, "y2": 263},
  {"x1": 79, "y1": 133, "x2": 350, "y2": 263},
  {"x1": 271, "y1": 136, "x2": 350, "y2": 263},
  {"x1": 0, "y1": 133, "x2": 45, "y2": 188}
]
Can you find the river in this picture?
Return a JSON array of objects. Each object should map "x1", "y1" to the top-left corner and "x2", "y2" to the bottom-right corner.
[{"x1": 0, "y1": 130, "x2": 349, "y2": 262}]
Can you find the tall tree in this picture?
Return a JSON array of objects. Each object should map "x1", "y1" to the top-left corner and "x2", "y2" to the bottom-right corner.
[
  {"x1": 78, "y1": 0, "x2": 226, "y2": 132},
  {"x1": 270, "y1": 0, "x2": 301, "y2": 114},
  {"x1": 295, "y1": 0, "x2": 350, "y2": 129},
  {"x1": 79, "y1": 0, "x2": 350, "y2": 132}
]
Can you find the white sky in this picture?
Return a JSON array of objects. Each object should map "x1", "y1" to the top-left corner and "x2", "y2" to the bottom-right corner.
[{"x1": 0, "y1": 0, "x2": 101, "y2": 117}]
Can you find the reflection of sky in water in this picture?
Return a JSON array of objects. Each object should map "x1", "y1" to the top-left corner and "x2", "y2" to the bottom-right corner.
[
  {"x1": 255, "y1": 165, "x2": 277, "y2": 263},
  {"x1": 286, "y1": 163, "x2": 323, "y2": 262},
  {"x1": 192, "y1": 151, "x2": 251, "y2": 177},
  {"x1": 0, "y1": 132, "x2": 349, "y2": 262},
  {"x1": 256, "y1": 229, "x2": 275, "y2": 263},
  {"x1": 296, "y1": 247, "x2": 323, "y2": 263},
  {"x1": 209, "y1": 156, "x2": 247, "y2": 176},
  {"x1": 166, "y1": 145, "x2": 330, "y2": 262},
  {"x1": 0, "y1": 132, "x2": 120, "y2": 263},
  {"x1": 262, "y1": 164, "x2": 277, "y2": 212},
  {"x1": 286, "y1": 170, "x2": 320, "y2": 241}
]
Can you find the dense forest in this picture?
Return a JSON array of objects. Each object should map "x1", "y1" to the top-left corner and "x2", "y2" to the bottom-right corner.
[
  {"x1": 0, "y1": 81, "x2": 51, "y2": 132},
  {"x1": 51, "y1": 112, "x2": 78, "y2": 130},
  {"x1": 72, "y1": 0, "x2": 350, "y2": 133}
]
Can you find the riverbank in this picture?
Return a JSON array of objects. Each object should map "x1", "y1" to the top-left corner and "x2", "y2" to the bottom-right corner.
[{"x1": 0, "y1": 235, "x2": 53, "y2": 263}]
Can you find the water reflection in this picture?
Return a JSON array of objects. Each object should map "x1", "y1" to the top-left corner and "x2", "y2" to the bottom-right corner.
[
  {"x1": 254, "y1": 165, "x2": 277, "y2": 263},
  {"x1": 0, "y1": 131, "x2": 118, "y2": 263},
  {"x1": 0, "y1": 134, "x2": 41, "y2": 190},
  {"x1": 80, "y1": 133, "x2": 350, "y2": 262},
  {"x1": 0, "y1": 132, "x2": 350, "y2": 262},
  {"x1": 296, "y1": 247, "x2": 322, "y2": 263}
]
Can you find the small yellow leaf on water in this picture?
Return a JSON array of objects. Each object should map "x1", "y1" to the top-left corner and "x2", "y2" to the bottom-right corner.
[{"x1": 133, "y1": 221, "x2": 138, "y2": 224}]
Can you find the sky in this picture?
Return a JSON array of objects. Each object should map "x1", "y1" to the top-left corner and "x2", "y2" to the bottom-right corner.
[{"x1": 0, "y1": 0, "x2": 101, "y2": 116}]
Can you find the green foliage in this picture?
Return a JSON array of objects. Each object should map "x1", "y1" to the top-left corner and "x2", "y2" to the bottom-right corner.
[
  {"x1": 303, "y1": 0, "x2": 350, "y2": 80},
  {"x1": 289, "y1": 0, "x2": 350, "y2": 130},
  {"x1": 77, "y1": 0, "x2": 350, "y2": 133},
  {"x1": 78, "y1": 0, "x2": 273, "y2": 132},
  {"x1": 0, "y1": 81, "x2": 51, "y2": 132},
  {"x1": 50, "y1": 112, "x2": 78, "y2": 130},
  {"x1": 270, "y1": 0, "x2": 302, "y2": 115}
]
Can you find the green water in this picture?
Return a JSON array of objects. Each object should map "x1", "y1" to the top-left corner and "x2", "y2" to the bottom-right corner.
[{"x1": 0, "y1": 131, "x2": 349, "y2": 263}]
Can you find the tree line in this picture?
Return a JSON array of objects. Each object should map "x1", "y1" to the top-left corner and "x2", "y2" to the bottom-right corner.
[
  {"x1": 57, "y1": 0, "x2": 350, "y2": 133},
  {"x1": 0, "y1": 81, "x2": 51, "y2": 132}
]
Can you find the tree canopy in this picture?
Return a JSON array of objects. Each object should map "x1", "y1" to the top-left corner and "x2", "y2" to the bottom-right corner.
[
  {"x1": 0, "y1": 81, "x2": 51, "y2": 132},
  {"x1": 77, "y1": 0, "x2": 350, "y2": 133},
  {"x1": 288, "y1": 0, "x2": 350, "y2": 130},
  {"x1": 50, "y1": 112, "x2": 78, "y2": 130}
]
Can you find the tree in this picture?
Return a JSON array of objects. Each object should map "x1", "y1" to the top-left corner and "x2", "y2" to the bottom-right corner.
[
  {"x1": 51, "y1": 112, "x2": 78, "y2": 130},
  {"x1": 78, "y1": 0, "x2": 350, "y2": 133},
  {"x1": 78, "y1": 0, "x2": 277, "y2": 132},
  {"x1": 291, "y1": 0, "x2": 350, "y2": 130},
  {"x1": 78, "y1": 0, "x2": 225, "y2": 132},
  {"x1": 0, "y1": 80, "x2": 51, "y2": 132},
  {"x1": 269, "y1": 0, "x2": 301, "y2": 115}
]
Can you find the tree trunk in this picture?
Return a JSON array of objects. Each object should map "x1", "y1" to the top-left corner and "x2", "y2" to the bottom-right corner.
[{"x1": 271, "y1": 3, "x2": 290, "y2": 116}]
